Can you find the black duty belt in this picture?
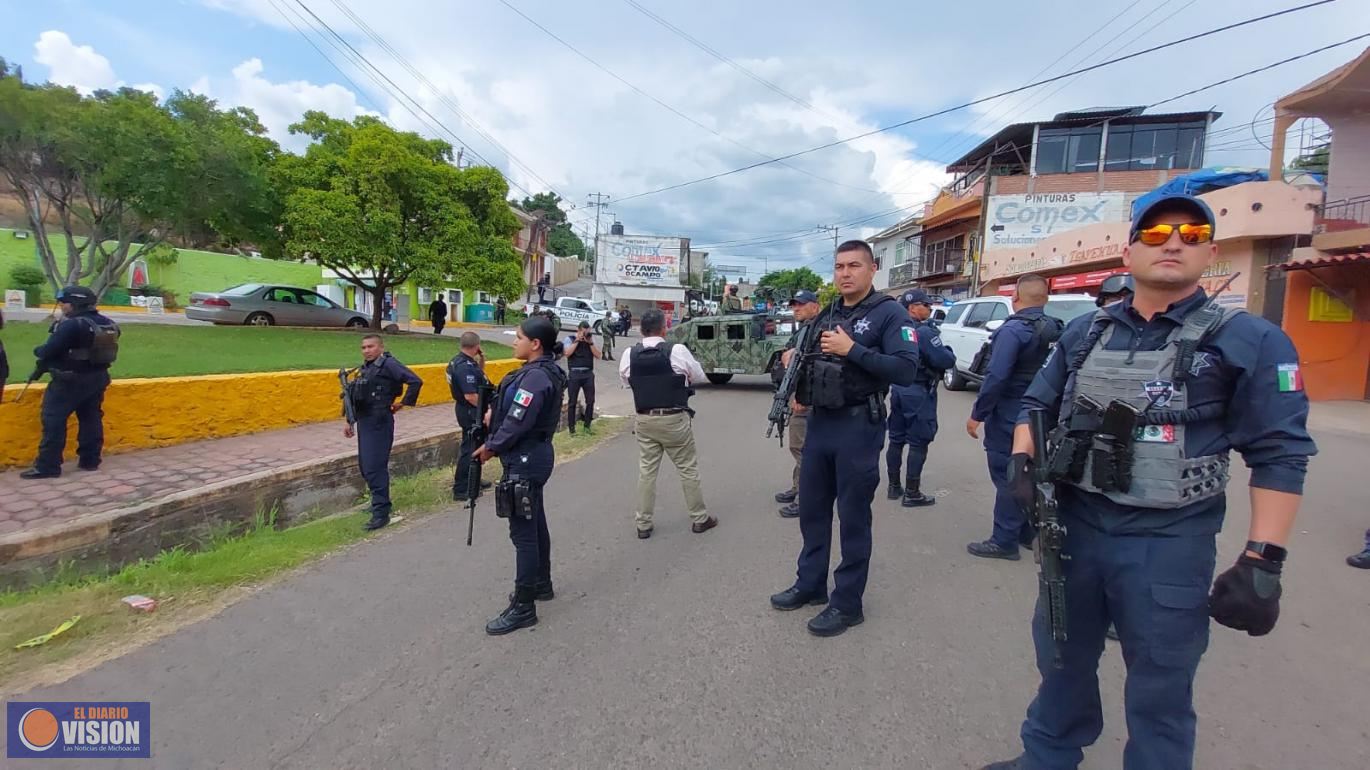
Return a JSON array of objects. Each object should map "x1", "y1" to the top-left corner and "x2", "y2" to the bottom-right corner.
[
  {"x1": 570, "y1": 367, "x2": 593, "y2": 372},
  {"x1": 813, "y1": 404, "x2": 869, "y2": 417},
  {"x1": 637, "y1": 408, "x2": 686, "y2": 416}
]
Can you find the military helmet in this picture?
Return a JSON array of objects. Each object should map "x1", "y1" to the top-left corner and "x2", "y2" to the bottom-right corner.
[{"x1": 1096, "y1": 273, "x2": 1134, "y2": 306}]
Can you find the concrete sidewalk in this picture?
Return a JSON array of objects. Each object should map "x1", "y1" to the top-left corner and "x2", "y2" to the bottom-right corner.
[{"x1": 0, "y1": 365, "x2": 633, "y2": 544}]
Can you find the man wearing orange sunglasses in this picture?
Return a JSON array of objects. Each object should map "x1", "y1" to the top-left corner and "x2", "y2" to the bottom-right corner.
[{"x1": 982, "y1": 194, "x2": 1317, "y2": 770}]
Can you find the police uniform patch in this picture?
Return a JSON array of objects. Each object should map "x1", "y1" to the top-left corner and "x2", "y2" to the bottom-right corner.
[
  {"x1": 510, "y1": 405, "x2": 527, "y2": 420},
  {"x1": 1276, "y1": 363, "x2": 1303, "y2": 392},
  {"x1": 514, "y1": 388, "x2": 534, "y2": 407},
  {"x1": 1189, "y1": 351, "x2": 1212, "y2": 377},
  {"x1": 900, "y1": 326, "x2": 917, "y2": 343},
  {"x1": 1142, "y1": 379, "x2": 1174, "y2": 408},
  {"x1": 854, "y1": 319, "x2": 872, "y2": 335},
  {"x1": 930, "y1": 334, "x2": 943, "y2": 347},
  {"x1": 465, "y1": 374, "x2": 476, "y2": 383}
]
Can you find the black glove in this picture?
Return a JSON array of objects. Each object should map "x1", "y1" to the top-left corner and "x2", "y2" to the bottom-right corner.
[
  {"x1": 1209, "y1": 555, "x2": 1282, "y2": 636},
  {"x1": 1006, "y1": 452, "x2": 1034, "y2": 515}
]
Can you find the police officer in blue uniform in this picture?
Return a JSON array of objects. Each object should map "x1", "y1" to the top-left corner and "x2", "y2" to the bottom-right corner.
[
  {"x1": 885, "y1": 288, "x2": 956, "y2": 507},
  {"x1": 343, "y1": 334, "x2": 422, "y2": 530},
  {"x1": 447, "y1": 331, "x2": 492, "y2": 500},
  {"x1": 965, "y1": 274, "x2": 1062, "y2": 559},
  {"x1": 769, "y1": 240, "x2": 919, "y2": 637},
  {"x1": 22, "y1": 286, "x2": 120, "y2": 479},
  {"x1": 475, "y1": 316, "x2": 566, "y2": 635},
  {"x1": 982, "y1": 194, "x2": 1317, "y2": 770}
]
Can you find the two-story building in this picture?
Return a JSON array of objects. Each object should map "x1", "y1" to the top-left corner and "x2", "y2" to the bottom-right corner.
[
  {"x1": 869, "y1": 215, "x2": 922, "y2": 293},
  {"x1": 1269, "y1": 46, "x2": 1370, "y2": 401}
]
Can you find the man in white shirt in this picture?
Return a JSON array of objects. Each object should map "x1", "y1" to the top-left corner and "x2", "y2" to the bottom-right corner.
[{"x1": 618, "y1": 308, "x2": 716, "y2": 539}]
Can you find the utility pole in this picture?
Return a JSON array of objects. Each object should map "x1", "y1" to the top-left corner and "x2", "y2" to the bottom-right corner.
[
  {"x1": 586, "y1": 193, "x2": 610, "y2": 280},
  {"x1": 817, "y1": 224, "x2": 840, "y2": 253}
]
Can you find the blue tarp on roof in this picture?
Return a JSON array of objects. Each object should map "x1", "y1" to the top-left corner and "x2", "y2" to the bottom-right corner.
[{"x1": 1131, "y1": 167, "x2": 1270, "y2": 219}]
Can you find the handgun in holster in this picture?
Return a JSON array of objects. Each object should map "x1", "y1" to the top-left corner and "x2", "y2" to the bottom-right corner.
[
  {"x1": 1089, "y1": 400, "x2": 1139, "y2": 492},
  {"x1": 495, "y1": 478, "x2": 517, "y2": 519}
]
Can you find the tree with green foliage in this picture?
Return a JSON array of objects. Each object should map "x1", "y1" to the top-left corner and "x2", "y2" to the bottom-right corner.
[
  {"x1": 757, "y1": 267, "x2": 824, "y2": 296},
  {"x1": 0, "y1": 73, "x2": 282, "y2": 296},
  {"x1": 1290, "y1": 142, "x2": 1329, "y2": 175},
  {"x1": 817, "y1": 283, "x2": 840, "y2": 307},
  {"x1": 517, "y1": 191, "x2": 586, "y2": 258},
  {"x1": 278, "y1": 112, "x2": 522, "y2": 328}
]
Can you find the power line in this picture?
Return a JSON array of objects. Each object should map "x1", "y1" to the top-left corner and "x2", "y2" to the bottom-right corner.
[
  {"x1": 612, "y1": 0, "x2": 1340, "y2": 203},
  {"x1": 495, "y1": 0, "x2": 893, "y2": 196},
  {"x1": 326, "y1": 0, "x2": 565, "y2": 197},
  {"x1": 620, "y1": 0, "x2": 835, "y2": 120}
]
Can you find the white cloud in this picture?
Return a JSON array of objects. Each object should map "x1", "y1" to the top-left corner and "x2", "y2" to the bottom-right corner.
[
  {"x1": 209, "y1": 58, "x2": 378, "y2": 150},
  {"x1": 33, "y1": 30, "x2": 120, "y2": 94},
  {"x1": 131, "y1": 83, "x2": 165, "y2": 100}
]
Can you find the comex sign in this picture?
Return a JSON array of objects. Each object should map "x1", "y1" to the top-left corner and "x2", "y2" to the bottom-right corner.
[
  {"x1": 597, "y1": 234, "x2": 683, "y2": 288},
  {"x1": 986, "y1": 192, "x2": 1126, "y2": 252}
]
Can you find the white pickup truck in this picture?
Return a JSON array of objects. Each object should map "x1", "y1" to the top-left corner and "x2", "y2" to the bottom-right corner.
[
  {"x1": 526, "y1": 296, "x2": 611, "y2": 333},
  {"x1": 938, "y1": 293, "x2": 1098, "y2": 390}
]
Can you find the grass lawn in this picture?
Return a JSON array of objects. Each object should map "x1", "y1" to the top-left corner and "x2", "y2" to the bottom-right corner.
[
  {"x1": 0, "y1": 418, "x2": 625, "y2": 691},
  {"x1": 0, "y1": 322, "x2": 513, "y2": 379}
]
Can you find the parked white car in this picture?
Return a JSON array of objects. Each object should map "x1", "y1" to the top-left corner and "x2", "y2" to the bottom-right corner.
[{"x1": 938, "y1": 293, "x2": 1098, "y2": 390}]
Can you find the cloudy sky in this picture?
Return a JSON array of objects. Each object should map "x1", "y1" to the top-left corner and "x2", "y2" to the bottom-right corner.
[{"x1": 5, "y1": 0, "x2": 1364, "y2": 277}]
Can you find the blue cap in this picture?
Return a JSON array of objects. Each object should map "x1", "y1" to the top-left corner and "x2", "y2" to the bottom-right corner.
[
  {"x1": 789, "y1": 290, "x2": 819, "y2": 305},
  {"x1": 899, "y1": 288, "x2": 932, "y2": 307},
  {"x1": 1129, "y1": 194, "x2": 1216, "y2": 241}
]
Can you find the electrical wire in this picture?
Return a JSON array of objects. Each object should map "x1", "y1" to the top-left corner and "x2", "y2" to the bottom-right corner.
[{"x1": 612, "y1": 0, "x2": 1340, "y2": 204}]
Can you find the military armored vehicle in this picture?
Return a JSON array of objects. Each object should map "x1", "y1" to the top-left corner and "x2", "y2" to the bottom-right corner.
[{"x1": 665, "y1": 311, "x2": 791, "y2": 385}]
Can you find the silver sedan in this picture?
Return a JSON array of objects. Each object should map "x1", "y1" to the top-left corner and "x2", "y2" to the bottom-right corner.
[{"x1": 186, "y1": 284, "x2": 370, "y2": 328}]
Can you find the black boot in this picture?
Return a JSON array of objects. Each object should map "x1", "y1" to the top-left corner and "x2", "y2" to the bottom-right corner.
[
  {"x1": 901, "y1": 478, "x2": 935, "y2": 507},
  {"x1": 486, "y1": 587, "x2": 538, "y2": 635},
  {"x1": 509, "y1": 580, "x2": 555, "y2": 602},
  {"x1": 886, "y1": 480, "x2": 903, "y2": 500}
]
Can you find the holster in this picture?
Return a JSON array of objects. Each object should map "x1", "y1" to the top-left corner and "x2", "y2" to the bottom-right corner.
[
  {"x1": 1089, "y1": 436, "x2": 1118, "y2": 491},
  {"x1": 515, "y1": 480, "x2": 538, "y2": 520},
  {"x1": 494, "y1": 479, "x2": 516, "y2": 519}
]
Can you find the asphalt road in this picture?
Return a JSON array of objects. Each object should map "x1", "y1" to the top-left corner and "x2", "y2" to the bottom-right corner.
[{"x1": 7, "y1": 377, "x2": 1368, "y2": 769}]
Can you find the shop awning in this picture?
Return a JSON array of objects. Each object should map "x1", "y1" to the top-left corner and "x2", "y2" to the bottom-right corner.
[
  {"x1": 1049, "y1": 267, "x2": 1128, "y2": 290},
  {"x1": 1277, "y1": 252, "x2": 1370, "y2": 270},
  {"x1": 603, "y1": 285, "x2": 685, "y2": 302}
]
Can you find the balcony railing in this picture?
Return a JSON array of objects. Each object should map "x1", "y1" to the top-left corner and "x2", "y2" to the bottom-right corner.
[
  {"x1": 919, "y1": 248, "x2": 967, "y2": 278},
  {"x1": 889, "y1": 261, "x2": 917, "y2": 287},
  {"x1": 1320, "y1": 195, "x2": 1370, "y2": 228}
]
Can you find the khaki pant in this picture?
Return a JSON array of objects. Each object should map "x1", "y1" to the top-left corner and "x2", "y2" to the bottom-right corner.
[
  {"x1": 786, "y1": 411, "x2": 808, "y2": 495},
  {"x1": 635, "y1": 411, "x2": 708, "y2": 530}
]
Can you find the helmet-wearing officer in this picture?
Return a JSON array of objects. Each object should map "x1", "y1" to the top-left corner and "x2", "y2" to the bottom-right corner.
[
  {"x1": 563, "y1": 320, "x2": 601, "y2": 435},
  {"x1": 475, "y1": 316, "x2": 567, "y2": 635},
  {"x1": 965, "y1": 274, "x2": 1064, "y2": 560},
  {"x1": 447, "y1": 331, "x2": 492, "y2": 500},
  {"x1": 721, "y1": 284, "x2": 744, "y2": 313},
  {"x1": 21, "y1": 286, "x2": 120, "y2": 480},
  {"x1": 981, "y1": 194, "x2": 1317, "y2": 770},
  {"x1": 773, "y1": 289, "x2": 823, "y2": 519},
  {"x1": 344, "y1": 334, "x2": 422, "y2": 530},
  {"x1": 768, "y1": 240, "x2": 919, "y2": 638},
  {"x1": 1096, "y1": 272, "x2": 1135, "y2": 307},
  {"x1": 885, "y1": 289, "x2": 957, "y2": 507}
]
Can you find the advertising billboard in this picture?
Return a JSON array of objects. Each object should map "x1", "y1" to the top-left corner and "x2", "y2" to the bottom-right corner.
[
  {"x1": 596, "y1": 234, "x2": 686, "y2": 287},
  {"x1": 984, "y1": 192, "x2": 1127, "y2": 253}
]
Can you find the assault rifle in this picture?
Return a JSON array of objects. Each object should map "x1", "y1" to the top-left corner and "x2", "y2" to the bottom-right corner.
[
  {"x1": 338, "y1": 367, "x2": 358, "y2": 427},
  {"x1": 15, "y1": 363, "x2": 50, "y2": 404},
  {"x1": 464, "y1": 383, "x2": 496, "y2": 546},
  {"x1": 766, "y1": 323, "x2": 812, "y2": 445},
  {"x1": 1028, "y1": 408, "x2": 1069, "y2": 669}
]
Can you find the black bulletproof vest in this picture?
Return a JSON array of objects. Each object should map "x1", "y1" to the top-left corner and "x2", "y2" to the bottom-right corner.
[
  {"x1": 1006, "y1": 311, "x2": 1064, "y2": 379},
  {"x1": 629, "y1": 343, "x2": 690, "y2": 411},
  {"x1": 566, "y1": 336, "x2": 595, "y2": 368},
  {"x1": 797, "y1": 292, "x2": 896, "y2": 408},
  {"x1": 351, "y1": 353, "x2": 404, "y2": 412}
]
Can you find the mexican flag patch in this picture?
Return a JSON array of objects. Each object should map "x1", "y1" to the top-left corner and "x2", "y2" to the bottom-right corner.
[
  {"x1": 900, "y1": 326, "x2": 918, "y2": 343},
  {"x1": 514, "y1": 388, "x2": 534, "y2": 406},
  {"x1": 1276, "y1": 363, "x2": 1303, "y2": 392}
]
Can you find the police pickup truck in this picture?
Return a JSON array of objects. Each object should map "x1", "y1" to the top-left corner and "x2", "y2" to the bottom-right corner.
[{"x1": 526, "y1": 296, "x2": 611, "y2": 333}]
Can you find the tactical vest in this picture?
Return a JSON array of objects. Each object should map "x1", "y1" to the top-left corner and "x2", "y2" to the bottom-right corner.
[
  {"x1": 1009, "y1": 312, "x2": 1064, "y2": 379},
  {"x1": 64, "y1": 316, "x2": 120, "y2": 369},
  {"x1": 629, "y1": 343, "x2": 690, "y2": 412},
  {"x1": 496, "y1": 357, "x2": 566, "y2": 441},
  {"x1": 797, "y1": 292, "x2": 896, "y2": 409},
  {"x1": 1061, "y1": 303, "x2": 1244, "y2": 509},
  {"x1": 566, "y1": 336, "x2": 595, "y2": 369},
  {"x1": 350, "y1": 353, "x2": 405, "y2": 412}
]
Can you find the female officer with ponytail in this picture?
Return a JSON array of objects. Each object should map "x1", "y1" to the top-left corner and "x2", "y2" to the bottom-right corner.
[{"x1": 474, "y1": 316, "x2": 567, "y2": 635}]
